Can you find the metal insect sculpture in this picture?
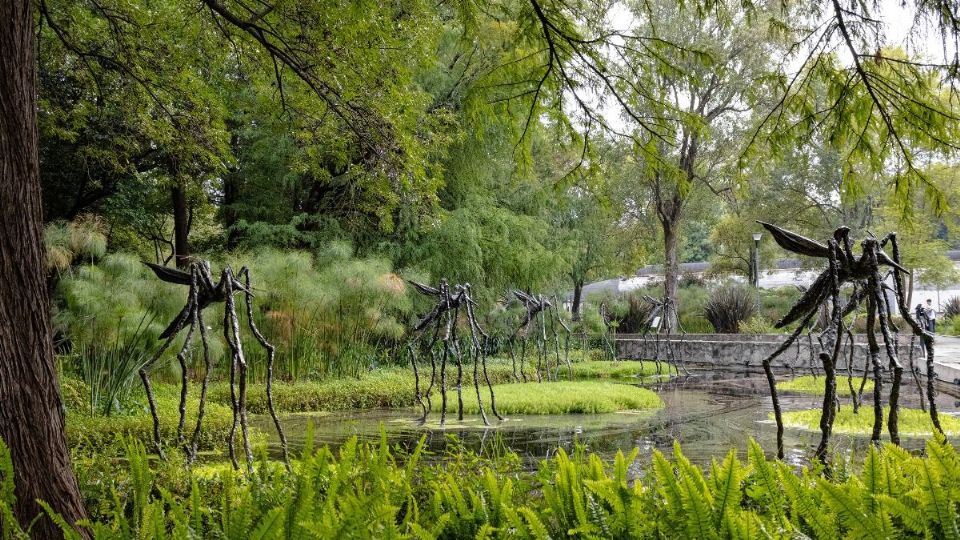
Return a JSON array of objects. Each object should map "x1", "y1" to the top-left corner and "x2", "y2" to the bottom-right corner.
[
  {"x1": 141, "y1": 261, "x2": 289, "y2": 472},
  {"x1": 407, "y1": 279, "x2": 501, "y2": 426},
  {"x1": 508, "y1": 290, "x2": 573, "y2": 382},
  {"x1": 756, "y1": 222, "x2": 939, "y2": 462},
  {"x1": 635, "y1": 295, "x2": 688, "y2": 376}
]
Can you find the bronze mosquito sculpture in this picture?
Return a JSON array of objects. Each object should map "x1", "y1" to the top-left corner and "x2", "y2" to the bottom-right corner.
[
  {"x1": 757, "y1": 222, "x2": 939, "y2": 462},
  {"x1": 507, "y1": 291, "x2": 573, "y2": 382},
  {"x1": 407, "y1": 279, "x2": 501, "y2": 426},
  {"x1": 141, "y1": 261, "x2": 289, "y2": 472}
]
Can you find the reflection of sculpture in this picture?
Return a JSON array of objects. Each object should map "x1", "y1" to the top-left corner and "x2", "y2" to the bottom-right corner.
[
  {"x1": 509, "y1": 291, "x2": 572, "y2": 382},
  {"x1": 407, "y1": 280, "x2": 501, "y2": 426},
  {"x1": 757, "y1": 222, "x2": 939, "y2": 461},
  {"x1": 142, "y1": 261, "x2": 289, "y2": 471}
]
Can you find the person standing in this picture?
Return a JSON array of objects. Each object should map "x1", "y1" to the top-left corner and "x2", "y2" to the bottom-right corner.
[{"x1": 925, "y1": 299, "x2": 937, "y2": 334}]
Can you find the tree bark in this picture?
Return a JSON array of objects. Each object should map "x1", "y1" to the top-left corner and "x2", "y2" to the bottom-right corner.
[
  {"x1": 0, "y1": 1, "x2": 90, "y2": 536},
  {"x1": 570, "y1": 280, "x2": 583, "y2": 322},
  {"x1": 171, "y1": 184, "x2": 190, "y2": 268},
  {"x1": 661, "y1": 218, "x2": 680, "y2": 333},
  {"x1": 222, "y1": 170, "x2": 241, "y2": 250}
]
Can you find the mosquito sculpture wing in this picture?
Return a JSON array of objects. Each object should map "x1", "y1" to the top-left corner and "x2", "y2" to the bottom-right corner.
[
  {"x1": 757, "y1": 221, "x2": 831, "y2": 258},
  {"x1": 512, "y1": 290, "x2": 536, "y2": 304},
  {"x1": 144, "y1": 261, "x2": 193, "y2": 285},
  {"x1": 775, "y1": 270, "x2": 831, "y2": 328},
  {"x1": 408, "y1": 280, "x2": 442, "y2": 297}
]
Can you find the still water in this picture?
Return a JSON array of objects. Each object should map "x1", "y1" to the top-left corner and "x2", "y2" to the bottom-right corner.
[{"x1": 255, "y1": 370, "x2": 960, "y2": 467}]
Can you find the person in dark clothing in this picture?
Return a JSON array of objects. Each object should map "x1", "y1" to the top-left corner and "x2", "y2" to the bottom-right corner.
[{"x1": 925, "y1": 299, "x2": 937, "y2": 334}]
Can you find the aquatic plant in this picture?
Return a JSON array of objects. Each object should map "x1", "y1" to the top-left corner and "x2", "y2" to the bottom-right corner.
[
  {"x1": 444, "y1": 381, "x2": 662, "y2": 415},
  {"x1": 778, "y1": 375, "x2": 874, "y2": 397},
  {"x1": 56, "y1": 254, "x2": 185, "y2": 415},
  {"x1": 44, "y1": 215, "x2": 108, "y2": 274},
  {"x1": 781, "y1": 406, "x2": 960, "y2": 436}
]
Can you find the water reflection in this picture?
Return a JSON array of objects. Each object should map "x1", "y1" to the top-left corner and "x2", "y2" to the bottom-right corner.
[{"x1": 254, "y1": 370, "x2": 960, "y2": 467}]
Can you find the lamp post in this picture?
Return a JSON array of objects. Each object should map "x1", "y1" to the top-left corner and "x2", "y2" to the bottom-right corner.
[
  {"x1": 752, "y1": 232, "x2": 762, "y2": 315},
  {"x1": 751, "y1": 232, "x2": 762, "y2": 288}
]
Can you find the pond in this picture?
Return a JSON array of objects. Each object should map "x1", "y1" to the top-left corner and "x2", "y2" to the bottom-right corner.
[{"x1": 254, "y1": 369, "x2": 960, "y2": 467}]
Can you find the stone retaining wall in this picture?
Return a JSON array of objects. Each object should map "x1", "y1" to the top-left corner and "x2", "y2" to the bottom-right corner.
[{"x1": 615, "y1": 333, "x2": 920, "y2": 372}]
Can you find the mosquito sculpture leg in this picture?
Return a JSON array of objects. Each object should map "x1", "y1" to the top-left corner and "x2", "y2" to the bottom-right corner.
[
  {"x1": 907, "y1": 336, "x2": 926, "y2": 412},
  {"x1": 139, "y1": 263, "x2": 201, "y2": 459},
  {"x1": 814, "y1": 240, "x2": 843, "y2": 465},
  {"x1": 221, "y1": 268, "x2": 254, "y2": 472},
  {"x1": 863, "y1": 245, "x2": 903, "y2": 445},
  {"x1": 887, "y1": 234, "x2": 941, "y2": 432},
  {"x1": 553, "y1": 302, "x2": 573, "y2": 380},
  {"x1": 175, "y1": 266, "x2": 200, "y2": 445},
  {"x1": 761, "y1": 307, "x2": 819, "y2": 459},
  {"x1": 188, "y1": 301, "x2": 213, "y2": 463},
  {"x1": 408, "y1": 343, "x2": 428, "y2": 421},
  {"x1": 463, "y1": 285, "x2": 496, "y2": 424},
  {"x1": 237, "y1": 267, "x2": 289, "y2": 469}
]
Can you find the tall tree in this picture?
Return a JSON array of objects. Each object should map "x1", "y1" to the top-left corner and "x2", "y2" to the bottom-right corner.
[
  {"x1": 617, "y1": 0, "x2": 780, "y2": 330},
  {"x1": 0, "y1": 0, "x2": 89, "y2": 535}
]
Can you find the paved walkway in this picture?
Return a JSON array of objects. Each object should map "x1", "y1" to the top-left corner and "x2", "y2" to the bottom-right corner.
[{"x1": 936, "y1": 336, "x2": 960, "y2": 384}]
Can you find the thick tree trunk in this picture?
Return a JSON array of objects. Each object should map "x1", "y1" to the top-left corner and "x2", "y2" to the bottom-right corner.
[
  {"x1": 222, "y1": 171, "x2": 241, "y2": 250},
  {"x1": 171, "y1": 184, "x2": 190, "y2": 268},
  {"x1": 662, "y1": 218, "x2": 680, "y2": 333},
  {"x1": 0, "y1": 1, "x2": 90, "y2": 536},
  {"x1": 570, "y1": 280, "x2": 583, "y2": 322}
]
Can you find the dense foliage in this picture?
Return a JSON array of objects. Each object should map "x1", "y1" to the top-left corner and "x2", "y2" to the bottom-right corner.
[{"x1": 6, "y1": 431, "x2": 960, "y2": 538}]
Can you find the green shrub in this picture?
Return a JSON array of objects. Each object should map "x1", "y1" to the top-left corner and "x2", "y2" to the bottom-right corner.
[
  {"x1": 941, "y1": 315, "x2": 960, "y2": 336},
  {"x1": 55, "y1": 254, "x2": 187, "y2": 415},
  {"x1": 228, "y1": 247, "x2": 412, "y2": 381},
  {"x1": 679, "y1": 314, "x2": 714, "y2": 333},
  {"x1": 758, "y1": 286, "x2": 802, "y2": 324},
  {"x1": 703, "y1": 283, "x2": 756, "y2": 333},
  {"x1": 54, "y1": 247, "x2": 415, "y2": 404},
  {"x1": 739, "y1": 315, "x2": 777, "y2": 334},
  {"x1": 611, "y1": 292, "x2": 656, "y2": 334},
  {"x1": 44, "y1": 215, "x2": 108, "y2": 274}
]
